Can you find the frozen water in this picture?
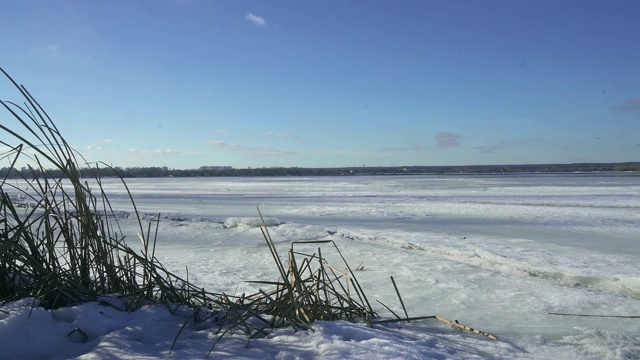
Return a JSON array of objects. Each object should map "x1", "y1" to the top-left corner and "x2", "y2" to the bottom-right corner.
[{"x1": 2, "y1": 173, "x2": 639, "y2": 358}]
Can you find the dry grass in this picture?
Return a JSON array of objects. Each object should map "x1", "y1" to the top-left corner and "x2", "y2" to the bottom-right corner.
[
  {"x1": 0, "y1": 67, "x2": 217, "y2": 310},
  {"x1": 0, "y1": 67, "x2": 379, "y2": 355}
]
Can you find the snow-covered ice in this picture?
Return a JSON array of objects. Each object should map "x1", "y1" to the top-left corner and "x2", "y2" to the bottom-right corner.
[{"x1": 2, "y1": 173, "x2": 639, "y2": 359}]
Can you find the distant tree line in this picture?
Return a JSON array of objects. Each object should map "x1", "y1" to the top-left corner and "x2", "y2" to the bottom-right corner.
[
  {"x1": 613, "y1": 164, "x2": 640, "y2": 172},
  {"x1": 2, "y1": 162, "x2": 639, "y2": 179}
]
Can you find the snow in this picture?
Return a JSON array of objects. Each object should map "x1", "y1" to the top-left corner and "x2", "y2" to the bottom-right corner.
[
  {"x1": 0, "y1": 298, "x2": 512, "y2": 359},
  {"x1": 2, "y1": 174, "x2": 640, "y2": 359}
]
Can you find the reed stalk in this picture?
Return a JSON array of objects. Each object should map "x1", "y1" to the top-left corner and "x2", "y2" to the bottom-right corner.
[{"x1": 0, "y1": 66, "x2": 219, "y2": 310}]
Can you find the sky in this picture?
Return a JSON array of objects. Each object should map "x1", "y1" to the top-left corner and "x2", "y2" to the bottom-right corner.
[{"x1": 1, "y1": 0, "x2": 639, "y2": 169}]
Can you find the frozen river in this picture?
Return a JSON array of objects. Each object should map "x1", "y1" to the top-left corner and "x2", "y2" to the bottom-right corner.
[{"x1": 93, "y1": 173, "x2": 640, "y2": 358}]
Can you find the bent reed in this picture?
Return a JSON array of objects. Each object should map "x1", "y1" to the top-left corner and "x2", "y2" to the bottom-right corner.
[
  {"x1": 0, "y1": 68, "x2": 381, "y2": 353},
  {"x1": 0, "y1": 67, "x2": 217, "y2": 311}
]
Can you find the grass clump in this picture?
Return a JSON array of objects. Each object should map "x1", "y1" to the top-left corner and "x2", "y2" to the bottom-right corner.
[
  {"x1": 0, "y1": 67, "x2": 216, "y2": 310},
  {"x1": 0, "y1": 67, "x2": 376, "y2": 344}
]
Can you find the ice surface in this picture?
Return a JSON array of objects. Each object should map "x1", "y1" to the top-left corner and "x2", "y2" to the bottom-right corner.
[{"x1": 2, "y1": 174, "x2": 639, "y2": 359}]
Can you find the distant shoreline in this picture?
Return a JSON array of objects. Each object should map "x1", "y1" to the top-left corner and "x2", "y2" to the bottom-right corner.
[{"x1": 3, "y1": 162, "x2": 639, "y2": 179}]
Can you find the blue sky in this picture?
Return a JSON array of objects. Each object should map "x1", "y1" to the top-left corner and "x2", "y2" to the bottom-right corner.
[{"x1": 1, "y1": 1, "x2": 639, "y2": 169}]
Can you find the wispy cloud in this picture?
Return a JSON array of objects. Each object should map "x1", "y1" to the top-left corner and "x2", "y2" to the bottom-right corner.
[
  {"x1": 264, "y1": 131, "x2": 295, "y2": 139},
  {"x1": 473, "y1": 142, "x2": 507, "y2": 154},
  {"x1": 129, "y1": 149, "x2": 180, "y2": 155},
  {"x1": 620, "y1": 143, "x2": 640, "y2": 149},
  {"x1": 207, "y1": 140, "x2": 296, "y2": 156},
  {"x1": 142, "y1": 149, "x2": 180, "y2": 155},
  {"x1": 612, "y1": 98, "x2": 640, "y2": 112},
  {"x1": 435, "y1": 132, "x2": 460, "y2": 149},
  {"x1": 100, "y1": 139, "x2": 114, "y2": 143},
  {"x1": 47, "y1": 45, "x2": 59, "y2": 51},
  {"x1": 246, "y1": 12, "x2": 267, "y2": 26},
  {"x1": 377, "y1": 143, "x2": 426, "y2": 152},
  {"x1": 86, "y1": 145, "x2": 102, "y2": 151}
]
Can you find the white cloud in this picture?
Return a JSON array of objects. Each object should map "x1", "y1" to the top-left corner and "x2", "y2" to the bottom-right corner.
[
  {"x1": 100, "y1": 139, "x2": 115, "y2": 143},
  {"x1": 207, "y1": 140, "x2": 227, "y2": 147},
  {"x1": 47, "y1": 45, "x2": 58, "y2": 51},
  {"x1": 246, "y1": 12, "x2": 267, "y2": 26},
  {"x1": 86, "y1": 145, "x2": 102, "y2": 151},
  {"x1": 207, "y1": 140, "x2": 295, "y2": 156},
  {"x1": 264, "y1": 131, "x2": 294, "y2": 139},
  {"x1": 141, "y1": 149, "x2": 180, "y2": 155}
]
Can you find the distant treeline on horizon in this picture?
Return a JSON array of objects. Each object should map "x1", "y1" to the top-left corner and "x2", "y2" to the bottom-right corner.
[{"x1": 2, "y1": 162, "x2": 639, "y2": 179}]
